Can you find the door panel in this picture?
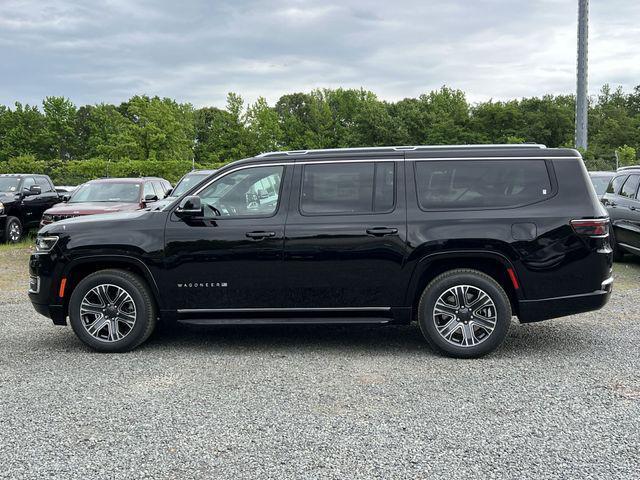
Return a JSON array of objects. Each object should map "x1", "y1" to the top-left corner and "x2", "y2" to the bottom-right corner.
[
  {"x1": 283, "y1": 159, "x2": 408, "y2": 308},
  {"x1": 161, "y1": 164, "x2": 291, "y2": 311},
  {"x1": 612, "y1": 174, "x2": 640, "y2": 248}
]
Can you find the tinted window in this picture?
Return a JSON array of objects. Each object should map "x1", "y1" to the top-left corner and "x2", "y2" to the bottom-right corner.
[
  {"x1": 415, "y1": 160, "x2": 551, "y2": 210},
  {"x1": 152, "y1": 181, "x2": 165, "y2": 198},
  {"x1": 171, "y1": 172, "x2": 209, "y2": 197},
  {"x1": 301, "y1": 162, "x2": 395, "y2": 215},
  {"x1": 143, "y1": 182, "x2": 156, "y2": 199},
  {"x1": 607, "y1": 175, "x2": 627, "y2": 195},
  {"x1": 199, "y1": 165, "x2": 283, "y2": 217},
  {"x1": 620, "y1": 175, "x2": 640, "y2": 199},
  {"x1": 35, "y1": 176, "x2": 53, "y2": 193},
  {"x1": 22, "y1": 177, "x2": 36, "y2": 191},
  {"x1": 589, "y1": 174, "x2": 614, "y2": 196}
]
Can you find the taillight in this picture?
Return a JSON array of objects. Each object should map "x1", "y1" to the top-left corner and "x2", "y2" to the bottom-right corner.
[{"x1": 570, "y1": 219, "x2": 609, "y2": 237}]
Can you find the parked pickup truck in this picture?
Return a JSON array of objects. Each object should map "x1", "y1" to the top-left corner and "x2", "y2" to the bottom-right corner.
[{"x1": 0, "y1": 174, "x2": 60, "y2": 243}]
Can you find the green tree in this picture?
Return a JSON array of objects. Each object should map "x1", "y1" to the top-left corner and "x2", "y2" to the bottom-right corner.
[{"x1": 117, "y1": 95, "x2": 195, "y2": 161}]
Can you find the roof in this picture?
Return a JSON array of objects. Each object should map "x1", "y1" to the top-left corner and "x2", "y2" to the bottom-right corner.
[
  {"x1": 589, "y1": 171, "x2": 616, "y2": 176},
  {"x1": 86, "y1": 177, "x2": 165, "y2": 184},
  {"x1": 0, "y1": 173, "x2": 45, "y2": 177},
  {"x1": 257, "y1": 144, "x2": 549, "y2": 158}
]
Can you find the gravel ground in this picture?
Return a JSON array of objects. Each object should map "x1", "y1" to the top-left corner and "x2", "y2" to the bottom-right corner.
[{"x1": 0, "y1": 248, "x2": 639, "y2": 479}]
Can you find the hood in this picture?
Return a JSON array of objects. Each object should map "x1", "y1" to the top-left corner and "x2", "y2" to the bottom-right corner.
[
  {"x1": 39, "y1": 209, "x2": 153, "y2": 235},
  {"x1": 44, "y1": 201, "x2": 141, "y2": 216}
]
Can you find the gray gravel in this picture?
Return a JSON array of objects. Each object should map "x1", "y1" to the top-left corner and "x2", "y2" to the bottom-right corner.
[{"x1": 0, "y1": 285, "x2": 639, "y2": 479}]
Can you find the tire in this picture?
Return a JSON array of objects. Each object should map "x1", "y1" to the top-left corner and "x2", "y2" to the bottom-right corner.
[
  {"x1": 68, "y1": 269, "x2": 157, "y2": 352},
  {"x1": 4, "y1": 216, "x2": 23, "y2": 244},
  {"x1": 418, "y1": 269, "x2": 511, "y2": 358}
]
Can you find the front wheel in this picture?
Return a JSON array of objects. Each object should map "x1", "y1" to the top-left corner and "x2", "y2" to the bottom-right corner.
[
  {"x1": 418, "y1": 269, "x2": 511, "y2": 358},
  {"x1": 68, "y1": 269, "x2": 157, "y2": 352},
  {"x1": 4, "y1": 216, "x2": 23, "y2": 244}
]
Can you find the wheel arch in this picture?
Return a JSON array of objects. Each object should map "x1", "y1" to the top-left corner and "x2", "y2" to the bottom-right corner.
[
  {"x1": 405, "y1": 251, "x2": 522, "y2": 320},
  {"x1": 61, "y1": 255, "x2": 163, "y2": 316}
]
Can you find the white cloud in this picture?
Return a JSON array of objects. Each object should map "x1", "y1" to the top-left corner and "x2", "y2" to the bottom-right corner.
[{"x1": 0, "y1": 0, "x2": 638, "y2": 107}]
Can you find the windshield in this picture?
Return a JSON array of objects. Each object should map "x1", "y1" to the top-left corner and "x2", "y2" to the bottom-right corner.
[
  {"x1": 0, "y1": 178, "x2": 20, "y2": 193},
  {"x1": 70, "y1": 182, "x2": 141, "y2": 203},
  {"x1": 590, "y1": 175, "x2": 614, "y2": 195},
  {"x1": 170, "y1": 172, "x2": 210, "y2": 197}
]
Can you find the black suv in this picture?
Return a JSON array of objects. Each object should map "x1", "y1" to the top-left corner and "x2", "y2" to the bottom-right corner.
[
  {"x1": 0, "y1": 174, "x2": 60, "y2": 243},
  {"x1": 601, "y1": 167, "x2": 640, "y2": 258},
  {"x1": 29, "y1": 145, "x2": 612, "y2": 357}
]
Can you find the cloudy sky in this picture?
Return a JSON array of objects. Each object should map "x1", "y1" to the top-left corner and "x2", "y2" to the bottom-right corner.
[{"x1": 1, "y1": 0, "x2": 639, "y2": 108}]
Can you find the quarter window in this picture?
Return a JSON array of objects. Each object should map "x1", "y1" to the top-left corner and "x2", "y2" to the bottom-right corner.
[
  {"x1": 301, "y1": 162, "x2": 395, "y2": 215},
  {"x1": 198, "y1": 165, "x2": 284, "y2": 217},
  {"x1": 415, "y1": 160, "x2": 552, "y2": 210},
  {"x1": 620, "y1": 175, "x2": 640, "y2": 199}
]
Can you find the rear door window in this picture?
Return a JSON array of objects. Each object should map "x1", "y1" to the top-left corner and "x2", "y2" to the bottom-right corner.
[
  {"x1": 414, "y1": 160, "x2": 552, "y2": 210},
  {"x1": 300, "y1": 162, "x2": 395, "y2": 215},
  {"x1": 619, "y1": 175, "x2": 639, "y2": 199}
]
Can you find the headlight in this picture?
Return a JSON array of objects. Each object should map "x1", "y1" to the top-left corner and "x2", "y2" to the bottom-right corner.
[
  {"x1": 35, "y1": 236, "x2": 59, "y2": 253},
  {"x1": 0, "y1": 202, "x2": 4, "y2": 215}
]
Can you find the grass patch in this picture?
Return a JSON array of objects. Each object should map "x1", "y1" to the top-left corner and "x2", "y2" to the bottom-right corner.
[{"x1": 0, "y1": 235, "x2": 34, "y2": 293}]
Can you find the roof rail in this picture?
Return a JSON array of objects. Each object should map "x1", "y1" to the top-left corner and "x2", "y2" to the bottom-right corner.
[
  {"x1": 257, "y1": 144, "x2": 547, "y2": 158},
  {"x1": 617, "y1": 165, "x2": 640, "y2": 171}
]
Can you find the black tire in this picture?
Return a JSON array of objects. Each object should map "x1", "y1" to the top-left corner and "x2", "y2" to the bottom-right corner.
[
  {"x1": 418, "y1": 269, "x2": 511, "y2": 358},
  {"x1": 68, "y1": 269, "x2": 157, "y2": 352},
  {"x1": 4, "y1": 216, "x2": 23, "y2": 244}
]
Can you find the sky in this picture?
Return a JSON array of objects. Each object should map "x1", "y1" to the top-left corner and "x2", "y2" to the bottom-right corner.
[{"x1": 0, "y1": 0, "x2": 639, "y2": 108}]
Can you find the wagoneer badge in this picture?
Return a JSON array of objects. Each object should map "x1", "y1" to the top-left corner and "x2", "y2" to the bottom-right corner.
[{"x1": 177, "y1": 282, "x2": 228, "y2": 288}]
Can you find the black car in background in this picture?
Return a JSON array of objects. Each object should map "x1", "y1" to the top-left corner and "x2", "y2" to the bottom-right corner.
[
  {"x1": 589, "y1": 171, "x2": 615, "y2": 198},
  {"x1": 0, "y1": 174, "x2": 60, "y2": 243},
  {"x1": 601, "y1": 167, "x2": 640, "y2": 259},
  {"x1": 29, "y1": 145, "x2": 612, "y2": 358}
]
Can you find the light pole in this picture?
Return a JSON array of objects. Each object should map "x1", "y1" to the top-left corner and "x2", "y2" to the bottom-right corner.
[{"x1": 575, "y1": 0, "x2": 589, "y2": 151}]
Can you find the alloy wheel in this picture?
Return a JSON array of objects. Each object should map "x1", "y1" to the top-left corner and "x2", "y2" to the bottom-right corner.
[
  {"x1": 80, "y1": 284, "x2": 137, "y2": 342},
  {"x1": 8, "y1": 222, "x2": 21, "y2": 242},
  {"x1": 432, "y1": 284, "x2": 497, "y2": 347}
]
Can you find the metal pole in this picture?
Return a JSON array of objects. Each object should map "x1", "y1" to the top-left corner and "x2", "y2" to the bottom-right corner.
[{"x1": 576, "y1": 0, "x2": 589, "y2": 150}]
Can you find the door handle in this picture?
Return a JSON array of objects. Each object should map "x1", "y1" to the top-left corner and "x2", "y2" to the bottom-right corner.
[
  {"x1": 366, "y1": 227, "x2": 398, "y2": 236},
  {"x1": 630, "y1": 205, "x2": 637, "y2": 211},
  {"x1": 245, "y1": 231, "x2": 276, "y2": 239}
]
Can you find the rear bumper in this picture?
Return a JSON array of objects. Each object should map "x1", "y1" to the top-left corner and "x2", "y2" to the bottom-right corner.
[{"x1": 518, "y1": 277, "x2": 613, "y2": 323}]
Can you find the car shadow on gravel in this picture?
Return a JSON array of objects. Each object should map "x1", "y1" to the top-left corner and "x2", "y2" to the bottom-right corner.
[{"x1": 133, "y1": 318, "x2": 602, "y2": 358}]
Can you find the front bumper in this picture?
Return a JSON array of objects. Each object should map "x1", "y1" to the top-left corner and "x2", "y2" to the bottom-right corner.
[
  {"x1": 31, "y1": 301, "x2": 67, "y2": 325},
  {"x1": 28, "y1": 250, "x2": 67, "y2": 325},
  {"x1": 0, "y1": 214, "x2": 6, "y2": 236},
  {"x1": 518, "y1": 276, "x2": 613, "y2": 323}
]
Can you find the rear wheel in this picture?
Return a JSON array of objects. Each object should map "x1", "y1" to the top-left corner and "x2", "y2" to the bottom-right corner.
[
  {"x1": 418, "y1": 269, "x2": 511, "y2": 358},
  {"x1": 4, "y1": 216, "x2": 22, "y2": 244},
  {"x1": 68, "y1": 269, "x2": 156, "y2": 352}
]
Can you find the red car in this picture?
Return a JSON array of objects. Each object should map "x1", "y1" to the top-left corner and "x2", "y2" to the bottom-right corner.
[{"x1": 40, "y1": 177, "x2": 172, "y2": 226}]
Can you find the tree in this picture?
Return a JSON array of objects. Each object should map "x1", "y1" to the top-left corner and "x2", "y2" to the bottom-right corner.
[
  {"x1": 117, "y1": 95, "x2": 195, "y2": 161},
  {"x1": 42, "y1": 96, "x2": 78, "y2": 160}
]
